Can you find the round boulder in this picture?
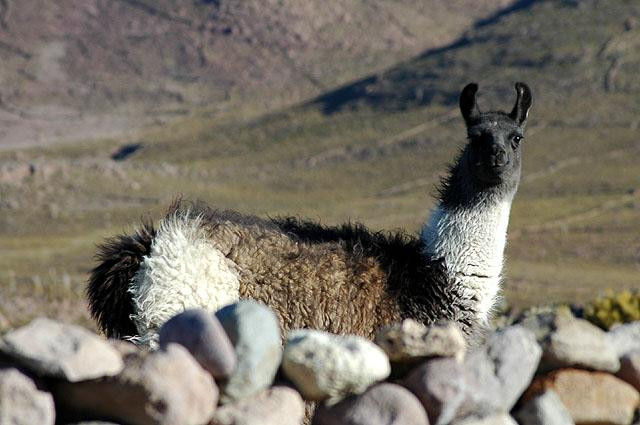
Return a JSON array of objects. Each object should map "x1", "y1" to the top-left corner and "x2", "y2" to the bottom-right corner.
[
  {"x1": 313, "y1": 383, "x2": 429, "y2": 425},
  {"x1": 159, "y1": 309, "x2": 236, "y2": 379},
  {"x1": 282, "y1": 329, "x2": 390, "y2": 403}
]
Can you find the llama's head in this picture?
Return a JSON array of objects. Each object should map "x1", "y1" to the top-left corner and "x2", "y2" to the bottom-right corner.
[{"x1": 457, "y1": 82, "x2": 532, "y2": 194}]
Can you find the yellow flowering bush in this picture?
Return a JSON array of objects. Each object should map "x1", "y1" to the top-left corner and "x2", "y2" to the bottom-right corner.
[{"x1": 584, "y1": 290, "x2": 640, "y2": 330}]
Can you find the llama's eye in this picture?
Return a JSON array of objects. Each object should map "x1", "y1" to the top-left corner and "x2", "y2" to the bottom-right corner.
[{"x1": 511, "y1": 135, "x2": 523, "y2": 148}]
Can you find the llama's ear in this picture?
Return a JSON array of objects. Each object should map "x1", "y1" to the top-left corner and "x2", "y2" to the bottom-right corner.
[
  {"x1": 509, "y1": 82, "x2": 532, "y2": 126},
  {"x1": 459, "y1": 83, "x2": 480, "y2": 126}
]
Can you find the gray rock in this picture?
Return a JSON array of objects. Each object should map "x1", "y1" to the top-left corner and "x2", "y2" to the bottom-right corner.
[
  {"x1": 211, "y1": 386, "x2": 305, "y2": 425},
  {"x1": 107, "y1": 339, "x2": 139, "y2": 356},
  {"x1": 375, "y1": 319, "x2": 466, "y2": 363},
  {"x1": 69, "y1": 423, "x2": 119, "y2": 425},
  {"x1": 52, "y1": 343, "x2": 218, "y2": 425},
  {"x1": 484, "y1": 326, "x2": 542, "y2": 411},
  {"x1": 453, "y1": 414, "x2": 517, "y2": 425},
  {"x1": 617, "y1": 349, "x2": 640, "y2": 392},
  {"x1": 462, "y1": 350, "x2": 503, "y2": 417},
  {"x1": 542, "y1": 316, "x2": 620, "y2": 372},
  {"x1": 404, "y1": 326, "x2": 541, "y2": 424},
  {"x1": 403, "y1": 356, "x2": 467, "y2": 425},
  {"x1": 513, "y1": 390, "x2": 574, "y2": 425},
  {"x1": 215, "y1": 300, "x2": 281, "y2": 403},
  {"x1": 1, "y1": 317, "x2": 124, "y2": 381},
  {"x1": 282, "y1": 329, "x2": 390, "y2": 403},
  {"x1": 608, "y1": 322, "x2": 640, "y2": 358},
  {"x1": 514, "y1": 306, "x2": 573, "y2": 344},
  {"x1": 67, "y1": 422, "x2": 120, "y2": 425},
  {"x1": 159, "y1": 309, "x2": 236, "y2": 379},
  {"x1": 0, "y1": 367, "x2": 55, "y2": 425},
  {"x1": 313, "y1": 383, "x2": 429, "y2": 425}
]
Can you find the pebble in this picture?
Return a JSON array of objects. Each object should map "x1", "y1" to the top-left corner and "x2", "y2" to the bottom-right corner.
[
  {"x1": 211, "y1": 386, "x2": 305, "y2": 425},
  {"x1": 0, "y1": 317, "x2": 123, "y2": 381},
  {"x1": 617, "y1": 349, "x2": 640, "y2": 391},
  {"x1": 215, "y1": 301, "x2": 282, "y2": 403},
  {"x1": 52, "y1": 343, "x2": 218, "y2": 425},
  {"x1": 541, "y1": 316, "x2": 620, "y2": 373},
  {"x1": 0, "y1": 367, "x2": 55, "y2": 425},
  {"x1": 526, "y1": 368, "x2": 639, "y2": 425},
  {"x1": 159, "y1": 309, "x2": 237, "y2": 379},
  {"x1": 375, "y1": 319, "x2": 466, "y2": 363},
  {"x1": 282, "y1": 329, "x2": 390, "y2": 403},
  {"x1": 513, "y1": 390, "x2": 574, "y2": 425},
  {"x1": 313, "y1": 383, "x2": 429, "y2": 425}
]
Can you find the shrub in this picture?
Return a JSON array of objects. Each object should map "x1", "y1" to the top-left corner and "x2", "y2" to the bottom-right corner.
[{"x1": 584, "y1": 289, "x2": 640, "y2": 330}]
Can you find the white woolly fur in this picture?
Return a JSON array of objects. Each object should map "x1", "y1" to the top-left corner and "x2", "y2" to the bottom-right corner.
[
  {"x1": 129, "y1": 212, "x2": 240, "y2": 347},
  {"x1": 421, "y1": 196, "x2": 513, "y2": 324}
]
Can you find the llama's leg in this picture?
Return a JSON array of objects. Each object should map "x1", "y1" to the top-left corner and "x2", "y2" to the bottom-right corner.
[{"x1": 129, "y1": 213, "x2": 240, "y2": 347}]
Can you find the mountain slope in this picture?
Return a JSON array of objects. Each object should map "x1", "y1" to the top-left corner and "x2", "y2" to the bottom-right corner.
[{"x1": 0, "y1": 0, "x2": 508, "y2": 149}]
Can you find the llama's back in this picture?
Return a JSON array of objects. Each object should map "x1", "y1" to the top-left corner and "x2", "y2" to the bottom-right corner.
[
  {"x1": 88, "y1": 203, "x2": 404, "y2": 344},
  {"x1": 200, "y1": 208, "x2": 403, "y2": 338}
]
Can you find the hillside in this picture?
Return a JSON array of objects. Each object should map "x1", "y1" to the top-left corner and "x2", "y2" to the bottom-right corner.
[
  {"x1": 0, "y1": 0, "x2": 506, "y2": 149},
  {"x1": 0, "y1": 0, "x2": 639, "y2": 330}
]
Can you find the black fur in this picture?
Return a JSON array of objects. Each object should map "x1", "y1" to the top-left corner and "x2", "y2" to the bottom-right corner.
[
  {"x1": 87, "y1": 223, "x2": 155, "y2": 338},
  {"x1": 459, "y1": 82, "x2": 480, "y2": 126},
  {"x1": 439, "y1": 82, "x2": 532, "y2": 210}
]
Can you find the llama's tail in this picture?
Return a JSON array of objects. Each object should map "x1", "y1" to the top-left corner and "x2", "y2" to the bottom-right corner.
[
  {"x1": 87, "y1": 222, "x2": 155, "y2": 339},
  {"x1": 87, "y1": 205, "x2": 242, "y2": 345}
]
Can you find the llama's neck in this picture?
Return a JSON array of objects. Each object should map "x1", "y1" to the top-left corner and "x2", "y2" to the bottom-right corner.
[{"x1": 420, "y1": 194, "x2": 514, "y2": 324}]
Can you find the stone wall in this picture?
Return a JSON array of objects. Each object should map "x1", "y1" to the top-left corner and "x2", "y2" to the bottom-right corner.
[{"x1": 0, "y1": 300, "x2": 639, "y2": 425}]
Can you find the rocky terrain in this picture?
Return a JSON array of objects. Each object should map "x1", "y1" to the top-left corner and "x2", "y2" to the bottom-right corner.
[{"x1": 1, "y1": 300, "x2": 639, "y2": 424}]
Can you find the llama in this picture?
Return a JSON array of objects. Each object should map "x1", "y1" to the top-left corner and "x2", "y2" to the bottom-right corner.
[{"x1": 88, "y1": 82, "x2": 532, "y2": 347}]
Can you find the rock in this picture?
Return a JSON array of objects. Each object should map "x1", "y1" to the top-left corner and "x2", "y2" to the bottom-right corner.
[
  {"x1": 453, "y1": 414, "x2": 517, "y2": 425},
  {"x1": 108, "y1": 339, "x2": 139, "y2": 357},
  {"x1": 617, "y1": 350, "x2": 640, "y2": 392},
  {"x1": 404, "y1": 326, "x2": 540, "y2": 424},
  {"x1": 461, "y1": 350, "x2": 503, "y2": 417},
  {"x1": 608, "y1": 322, "x2": 640, "y2": 358},
  {"x1": 403, "y1": 356, "x2": 468, "y2": 425},
  {"x1": 526, "y1": 368, "x2": 639, "y2": 425},
  {"x1": 159, "y1": 309, "x2": 236, "y2": 379},
  {"x1": 211, "y1": 386, "x2": 305, "y2": 425},
  {"x1": 215, "y1": 301, "x2": 281, "y2": 403},
  {"x1": 458, "y1": 414, "x2": 518, "y2": 425},
  {"x1": 282, "y1": 329, "x2": 390, "y2": 402},
  {"x1": 1, "y1": 317, "x2": 124, "y2": 381},
  {"x1": 541, "y1": 316, "x2": 620, "y2": 373},
  {"x1": 513, "y1": 306, "x2": 573, "y2": 343},
  {"x1": 68, "y1": 422, "x2": 119, "y2": 425},
  {"x1": 483, "y1": 325, "x2": 541, "y2": 411},
  {"x1": 513, "y1": 390, "x2": 574, "y2": 425},
  {"x1": 52, "y1": 344, "x2": 218, "y2": 425},
  {"x1": 313, "y1": 383, "x2": 429, "y2": 425},
  {"x1": 0, "y1": 367, "x2": 55, "y2": 425},
  {"x1": 375, "y1": 319, "x2": 466, "y2": 363}
]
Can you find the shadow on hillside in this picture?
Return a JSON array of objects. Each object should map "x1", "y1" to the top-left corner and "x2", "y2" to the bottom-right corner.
[{"x1": 311, "y1": 0, "x2": 537, "y2": 115}]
